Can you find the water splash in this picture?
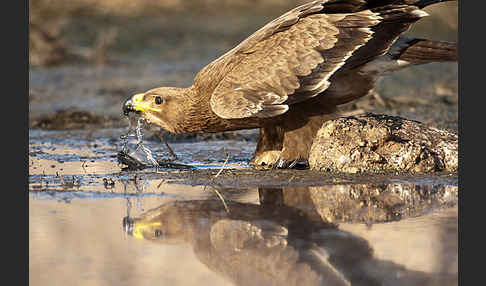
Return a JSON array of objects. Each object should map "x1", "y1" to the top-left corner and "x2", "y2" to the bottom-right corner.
[
  {"x1": 120, "y1": 117, "x2": 160, "y2": 168},
  {"x1": 118, "y1": 115, "x2": 194, "y2": 170}
]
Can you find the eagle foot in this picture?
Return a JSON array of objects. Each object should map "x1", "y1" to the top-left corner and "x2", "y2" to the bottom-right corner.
[
  {"x1": 250, "y1": 150, "x2": 309, "y2": 170},
  {"x1": 250, "y1": 150, "x2": 281, "y2": 169}
]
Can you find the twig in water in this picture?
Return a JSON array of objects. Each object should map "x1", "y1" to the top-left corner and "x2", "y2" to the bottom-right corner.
[
  {"x1": 214, "y1": 153, "x2": 230, "y2": 178},
  {"x1": 204, "y1": 185, "x2": 230, "y2": 213},
  {"x1": 203, "y1": 153, "x2": 232, "y2": 213},
  {"x1": 158, "y1": 132, "x2": 178, "y2": 161},
  {"x1": 156, "y1": 179, "x2": 165, "y2": 189},
  {"x1": 288, "y1": 175, "x2": 296, "y2": 183}
]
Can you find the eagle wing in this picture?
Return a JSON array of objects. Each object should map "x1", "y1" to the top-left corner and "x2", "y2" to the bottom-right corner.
[{"x1": 193, "y1": 1, "x2": 424, "y2": 119}]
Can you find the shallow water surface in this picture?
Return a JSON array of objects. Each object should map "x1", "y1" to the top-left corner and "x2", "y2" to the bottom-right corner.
[{"x1": 29, "y1": 129, "x2": 458, "y2": 286}]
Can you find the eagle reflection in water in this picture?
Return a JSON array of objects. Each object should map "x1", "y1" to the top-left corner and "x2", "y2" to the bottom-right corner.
[{"x1": 122, "y1": 187, "x2": 456, "y2": 286}]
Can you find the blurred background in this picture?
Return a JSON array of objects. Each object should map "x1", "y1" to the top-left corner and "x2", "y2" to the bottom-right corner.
[{"x1": 29, "y1": 0, "x2": 458, "y2": 132}]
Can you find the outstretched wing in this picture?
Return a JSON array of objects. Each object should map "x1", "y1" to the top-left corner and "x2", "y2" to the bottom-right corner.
[
  {"x1": 209, "y1": 9, "x2": 381, "y2": 119},
  {"x1": 193, "y1": 1, "x2": 426, "y2": 119}
]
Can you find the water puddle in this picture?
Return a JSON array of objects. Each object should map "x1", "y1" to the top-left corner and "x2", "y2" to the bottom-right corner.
[{"x1": 29, "y1": 128, "x2": 458, "y2": 286}]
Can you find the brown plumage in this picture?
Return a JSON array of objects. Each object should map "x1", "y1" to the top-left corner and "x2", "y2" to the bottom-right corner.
[{"x1": 123, "y1": 0, "x2": 457, "y2": 169}]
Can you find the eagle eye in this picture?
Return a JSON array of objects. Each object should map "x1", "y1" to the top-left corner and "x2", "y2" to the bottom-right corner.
[{"x1": 154, "y1": 96, "x2": 163, "y2": 105}]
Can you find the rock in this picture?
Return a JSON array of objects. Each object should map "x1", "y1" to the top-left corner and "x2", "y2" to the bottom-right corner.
[{"x1": 308, "y1": 113, "x2": 458, "y2": 173}]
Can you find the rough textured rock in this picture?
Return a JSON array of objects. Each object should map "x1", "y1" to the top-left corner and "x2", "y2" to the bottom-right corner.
[{"x1": 309, "y1": 113, "x2": 458, "y2": 173}]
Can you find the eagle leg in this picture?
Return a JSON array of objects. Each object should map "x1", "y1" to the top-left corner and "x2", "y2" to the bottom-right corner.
[
  {"x1": 277, "y1": 113, "x2": 336, "y2": 169},
  {"x1": 249, "y1": 125, "x2": 283, "y2": 168},
  {"x1": 251, "y1": 106, "x2": 337, "y2": 169}
]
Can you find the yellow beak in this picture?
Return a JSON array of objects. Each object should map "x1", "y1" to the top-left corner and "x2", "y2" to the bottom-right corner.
[{"x1": 131, "y1": 93, "x2": 162, "y2": 113}]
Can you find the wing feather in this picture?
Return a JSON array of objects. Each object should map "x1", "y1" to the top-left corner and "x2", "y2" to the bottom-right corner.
[{"x1": 209, "y1": 10, "x2": 380, "y2": 119}]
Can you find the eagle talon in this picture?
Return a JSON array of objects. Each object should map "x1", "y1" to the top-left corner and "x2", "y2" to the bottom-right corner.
[
  {"x1": 276, "y1": 159, "x2": 288, "y2": 169},
  {"x1": 275, "y1": 158, "x2": 309, "y2": 170}
]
